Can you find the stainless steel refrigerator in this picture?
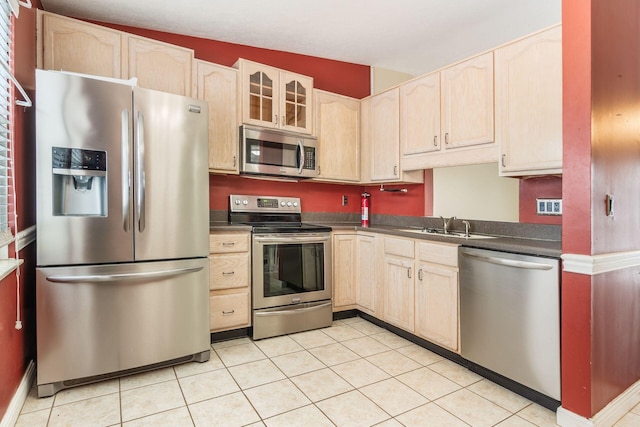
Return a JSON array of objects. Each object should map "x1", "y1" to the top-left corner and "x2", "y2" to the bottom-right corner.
[{"x1": 35, "y1": 70, "x2": 211, "y2": 397}]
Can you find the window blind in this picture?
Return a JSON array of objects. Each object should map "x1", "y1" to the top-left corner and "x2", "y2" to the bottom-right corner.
[{"x1": 0, "y1": 0, "x2": 13, "y2": 245}]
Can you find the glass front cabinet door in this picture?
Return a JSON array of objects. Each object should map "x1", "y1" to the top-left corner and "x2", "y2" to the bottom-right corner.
[{"x1": 237, "y1": 59, "x2": 313, "y2": 134}]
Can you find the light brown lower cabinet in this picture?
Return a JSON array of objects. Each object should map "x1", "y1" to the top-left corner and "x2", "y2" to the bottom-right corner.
[
  {"x1": 341, "y1": 232, "x2": 460, "y2": 353},
  {"x1": 382, "y1": 237, "x2": 416, "y2": 333},
  {"x1": 415, "y1": 262, "x2": 459, "y2": 351},
  {"x1": 209, "y1": 232, "x2": 251, "y2": 333},
  {"x1": 332, "y1": 232, "x2": 358, "y2": 311}
]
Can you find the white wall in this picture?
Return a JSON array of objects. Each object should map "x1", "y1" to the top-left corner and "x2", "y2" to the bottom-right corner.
[
  {"x1": 371, "y1": 67, "x2": 414, "y2": 94},
  {"x1": 433, "y1": 163, "x2": 519, "y2": 222}
]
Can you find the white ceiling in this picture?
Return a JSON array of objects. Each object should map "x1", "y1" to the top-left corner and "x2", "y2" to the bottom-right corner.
[{"x1": 40, "y1": 0, "x2": 561, "y2": 76}]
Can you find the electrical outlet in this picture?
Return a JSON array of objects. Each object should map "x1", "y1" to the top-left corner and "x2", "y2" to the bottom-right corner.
[
  {"x1": 342, "y1": 195, "x2": 348, "y2": 206},
  {"x1": 536, "y1": 198, "x2": 562, "y2": 215}
]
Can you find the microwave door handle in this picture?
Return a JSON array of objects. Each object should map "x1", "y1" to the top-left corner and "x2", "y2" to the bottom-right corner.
[
  {"x1": 121, "y1": 109, "x2": 130, "y2": 232},
  {"x1": 297, "y1": 139, "x2": 304, "y2": 175},
  {"x1": 136, "y1": 110, "x2": 146, "y2": 233}
]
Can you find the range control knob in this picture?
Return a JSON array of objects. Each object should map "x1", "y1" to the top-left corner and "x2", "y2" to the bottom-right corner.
[
  {"x1": 242, "y1": 199, "x2": 248, "y2": 206},
  {"x1": 280, "y1": 201, "x2": 286, "y2": 207},
  {"x1": 287, "y1": 201, "x2": 293, "y2": 207},
  {"x1": 293, "y1": 202, "x2": 299, "y2": 207},
  {"x1": 234, "y1": 199, "x2": 240, "y2": 205}
]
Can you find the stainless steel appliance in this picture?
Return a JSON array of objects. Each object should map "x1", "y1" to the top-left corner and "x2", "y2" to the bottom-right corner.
[
  {"x1": 35, "y1": 70, "x2": 211, "y2": 397},
  {"x1": 239, "y1": 125, "x2": 318, "y2": 178},
  {"x1": 229, "y1": 194, "x2": 332, "y2": 339},
  {"x1": 459, "y1": 247, "x2": 560, "y2": 400}
]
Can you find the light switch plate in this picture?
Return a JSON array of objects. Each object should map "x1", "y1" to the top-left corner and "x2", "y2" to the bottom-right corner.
[{"x1": 537, "y1": 198, "x2": 562, "y2": 215}]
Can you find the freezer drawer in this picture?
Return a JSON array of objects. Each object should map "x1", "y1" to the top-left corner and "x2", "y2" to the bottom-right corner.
[{"x1": 36, "y1": 258, "x2": 210, "y2": 396}]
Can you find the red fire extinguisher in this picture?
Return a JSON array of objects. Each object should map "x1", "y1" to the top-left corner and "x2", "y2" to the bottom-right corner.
[{"x1": 361, "y1": 192, "x2": 371, "y2": 227}]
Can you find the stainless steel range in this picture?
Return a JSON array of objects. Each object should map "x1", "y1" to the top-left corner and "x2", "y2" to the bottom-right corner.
[{"x1": 229, "y1": 195, "x2": 332, "y2": 339}]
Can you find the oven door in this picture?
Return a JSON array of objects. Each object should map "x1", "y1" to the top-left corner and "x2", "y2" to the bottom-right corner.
[{"x1": 252, "y1": 233, "x2": 332, "y2": 309}]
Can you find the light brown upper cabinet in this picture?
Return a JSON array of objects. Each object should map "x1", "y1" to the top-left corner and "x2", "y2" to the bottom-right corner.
[
  {"x1": 441, "y1": 52, "x2": 495, "y2": 150},
  {"x1": 495, "y1": 26, "x2": 562, "y2": 177},
  {"x1": 361, "y1": 89, "x2": 424, "y2": 184},
  {"x1": 38, "y1": 11, "x2": 123, "y2": 78},
  {"x1": 38, "y1": 11, "x2": 194, "y2": 97},
  {"x1": 314, "y1": 90, "x2": 360, "y2": 182},
  {"x1": 235, "y1": 59, "x2": 313, "y2": 134},
  {"x1": 400, "y1": 52, "x2": 497, "y2": 170},
  {"x1": 400, "y1": 72, "x2": 441, "y2": 157},
  {"x1": 193, "y1": 60, "x2": 239, "y2": 174},
  {"x1": 126, "y1": 36, "x2": 193, "y2": 97}
]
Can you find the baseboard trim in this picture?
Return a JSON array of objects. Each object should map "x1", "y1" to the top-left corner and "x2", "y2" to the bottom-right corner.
[
  {"x1": 557, "y1": 379, "x2": 640, "y2": 427},
  {"x1": 1, "y1": 360, "x2": 35, "y2": 427}
]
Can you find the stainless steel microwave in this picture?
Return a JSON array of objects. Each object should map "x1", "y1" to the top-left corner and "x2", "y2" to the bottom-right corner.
[{"x1": 239, "y1": 125, "x2": 318, "y2": 178}]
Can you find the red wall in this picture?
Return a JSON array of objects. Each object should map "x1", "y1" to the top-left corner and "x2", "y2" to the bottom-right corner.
[
  {"x1": 519, "y1": 177, "x2": 562, "y2": 225},
  {"x1": 96, "y1": 21, "x2": 427, "y2": 218},
  {"x1": 94, "y1": 22, "x2": 371, "y2": 100},
  {"x1": 562, "y1": 0, "x2": 640, "y2": 417},
  {"x1": 0, "y1": 1, "x2": 39, "y2": 419}
]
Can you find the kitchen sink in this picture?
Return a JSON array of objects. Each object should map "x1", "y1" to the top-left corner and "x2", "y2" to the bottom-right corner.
[{"x1": 397, "y1": 228, "x2": 497, "y2": 239}]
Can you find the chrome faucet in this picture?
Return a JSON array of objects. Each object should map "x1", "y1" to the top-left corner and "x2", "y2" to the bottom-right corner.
[
  {"x1": 440, "y1": 216, "x2": 456, "y2": 234},
  {"x1": 462, "y1": 220, "x2": 471, "y2": 238}
]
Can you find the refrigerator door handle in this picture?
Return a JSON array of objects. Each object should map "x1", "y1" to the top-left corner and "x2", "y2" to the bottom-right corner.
[
  {"x1": 122, "y1": 109, "x2": 131, "y2": 232},
  {"x1": 136, "y1": 110, "x2": 146, "y2": 233},
  {"x1": 45, "y1": 266, "x2": 204, "y2": 284}
]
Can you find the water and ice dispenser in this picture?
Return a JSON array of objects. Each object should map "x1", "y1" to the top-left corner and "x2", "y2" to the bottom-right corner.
[{"x1": 52, "y1": 147, "x2": 107, "y2": 216}]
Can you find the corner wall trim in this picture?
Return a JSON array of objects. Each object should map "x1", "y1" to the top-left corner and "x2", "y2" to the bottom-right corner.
[
  {"x1": 0, "y1": 360, "x2": 35, "y2": 427},
  {"x1": 15, "y1": 225, "x2": 36, "y2": 252},
  {"x1": 557, "y1": 379, "x2": 640, "y2": 427},
  {"x1": 562, "y1": 250, "x2": 640, "y2": 275}
]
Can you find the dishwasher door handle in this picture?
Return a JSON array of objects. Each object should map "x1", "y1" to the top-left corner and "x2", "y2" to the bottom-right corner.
[{"x1": 461, "y1": 251, "x2": 553, "y2": 270}]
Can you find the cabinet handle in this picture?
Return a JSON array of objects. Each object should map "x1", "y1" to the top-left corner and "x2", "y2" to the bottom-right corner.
[
  {"x1": 233, "y1": 155, "x2": 236, "y2": 167},
  {"x1": 407, "y1": 267, "x2": 412, "y2": 279},
  {"x1": 501, "y1": 154, "x2": 506, "y2": 167},
  {"x1": 222, "y1": 310, "x2": 235, "y2": 315},
  {"x1": 222, "y1": 271, "x2": 235, "y2": 276},
  {"x1": 282, "y1": 115, "x2": 285, "y2": 126},
  {"x1": 433, "y1": 135, "x2": 438, "y2": 147},
  {"x1": 418, "y1": 269, "x2": 423, "y2": 281},
  {"x1": 274, "y1": 114, "x2": 278, "y2": 125},
  {"x1": 317, "y1": 166, "x2": 321, "y2": 175},
  {"x1": 445, "y1": 133, "x2": 449, "y2": 145},
  {"x1": 394, "y1": 165, "x2": 398, "y2": 176},
  {"x1": 221, "y1": 242, "x2": 235, "y2": 247}
]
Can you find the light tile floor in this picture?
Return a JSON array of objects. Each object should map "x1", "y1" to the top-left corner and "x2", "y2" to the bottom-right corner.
[{"x1": 15, "y1": 316, "x2": 640, "y2": 427}]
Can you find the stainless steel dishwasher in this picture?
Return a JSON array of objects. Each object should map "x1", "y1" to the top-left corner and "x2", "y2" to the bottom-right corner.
[{"x1": 459, "y1": 247, "x2": 560, "y2": 400}]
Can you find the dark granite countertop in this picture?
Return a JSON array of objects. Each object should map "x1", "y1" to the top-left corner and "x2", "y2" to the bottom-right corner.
[
  {"x1": 209, "y1": 210, "x2": 562, "y2": 258},
  {"x1": 306, "y1": 221, "x2": 561, "y2": 258}
]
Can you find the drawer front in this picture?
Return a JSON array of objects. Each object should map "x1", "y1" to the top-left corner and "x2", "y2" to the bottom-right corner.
[
  {"x1": 209, "y1": 253, "x2": 250, "y2": 290},
  {"x1": 209, "y1": 233, "x2": 250, "y2": 254},
  {"x1": 384, "y1": 237, "x2": 415, "y2": 258},
  {"x1": 418, "y1": 241, "x2": 459, "y2": 267},
  {"x1": 210, "y1": 291, "x2": 250, "y2": 331}
]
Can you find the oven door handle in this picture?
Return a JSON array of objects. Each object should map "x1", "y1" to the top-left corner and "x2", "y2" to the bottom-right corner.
[{"x1": 254, "y1": 235, "x2": 331, "y2": 243}]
